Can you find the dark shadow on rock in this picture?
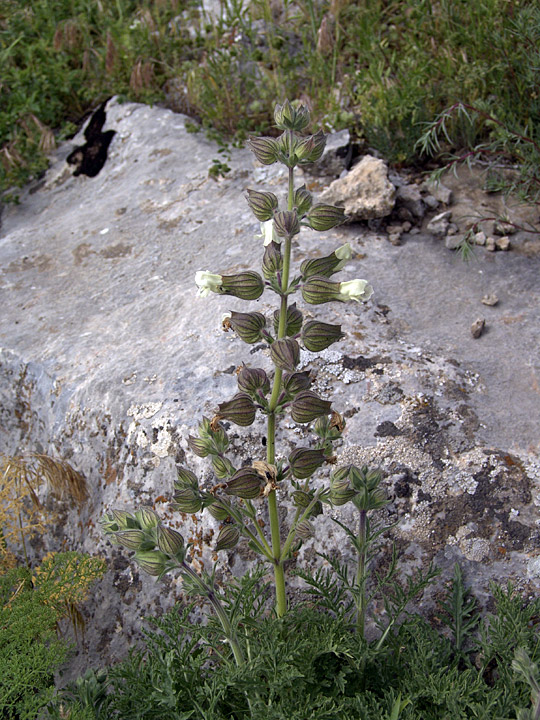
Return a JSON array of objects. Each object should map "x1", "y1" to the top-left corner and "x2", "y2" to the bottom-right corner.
[{"x1": 67, "y1": 100, "x2": 116, "y2": 178}]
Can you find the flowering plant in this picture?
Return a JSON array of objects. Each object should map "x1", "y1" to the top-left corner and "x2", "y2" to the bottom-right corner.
[{"x1": 102, "y1": 99, "x2": 375, "y2": 656}]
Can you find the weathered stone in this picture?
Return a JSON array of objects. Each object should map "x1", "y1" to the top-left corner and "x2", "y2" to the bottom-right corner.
[
  {"x1": 474, "y1": 231, "x2": 487, "y2": 246},
  {"x1": 426, "y1": 210, "x2": 452, "y2": 236},
  {"x1": 424, "y1": 178, "x2": 453, "y2": 205},
  {"x1": 471, "y1": 317, "x2": 486, "y2": 338},
  {"x1": 424, "y1": 194, "x2": 439, "y2": 210},
  {"x1": 495, "y1": 235, "x2": 511, "y2": 251},
  {"x1": 481, "y1": 294, "x2": 499, "y2": 306},
  {"x1": 396, "y1": 183, "x2": 425, "y2": 219},
  {"x1": 445, "y1": 234, "x2": 463, "y2": 250},
  {"x1": 319, "y1": 154, "x2": 395, "y2": 220}
]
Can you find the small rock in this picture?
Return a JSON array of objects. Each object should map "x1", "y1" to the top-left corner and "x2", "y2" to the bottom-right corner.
[
  {"x1": 486, "y1": 237, "x2": 496, "y2": 252},
  {"x1": 494, "y1": 220, "x2": 516, "y2": 236},
  {"x1": 319, "y1": 154, "x2": 395, "y2": 220},
  {"x1": 447, "y1": 223, "x2": 459, "y2": 235},
  {"x1": 386, "y1": 224, "x2": 403, "y2": 235},
  {"x1": 426, "y1": 210, "x2": 452, "y2": 236},
  {"x1": 445, "y1": 234, "x2": 463, "y2": 250},
  {"x1": 396, "y1": 184, "x2": 425, "y2": 219},
  {"x1": 401, "y1": 220, "x2": 412, "y2": 232},
  {"x1": 396, "y1": 207, "x2": 414, "y2": 222},
  {"x1": 495, "y1": 235, "x2": 511, "y2": 251},
  {"x1": 471, "y1": 317, "x2": 486, "y2": 338},
  {"x1": 423, "y1": 178, "x2": 453, "y2": 205},
  {"x1": 388, "y1": 233, "x2": 402, "y2": 246},
  {"x1": 474, "y1": 231, "x2": 486, "y2": 246},
  {"x1": 423, "y1": 194, "x2": 439, "y2": 210},
  {"x1": 481, "y1": 294, "x2": 499, "y2": 306}
]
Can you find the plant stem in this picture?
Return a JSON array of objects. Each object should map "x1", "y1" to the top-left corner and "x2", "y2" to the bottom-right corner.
[
  {"x1": 180, "y1": 561, "x2": 245, "y2": 666},
  {"x1": 265, "y1": 164, "x2": 296, "y2": 617},
  {"x1": 356, "y1": 509, "x2": 367, "y2": 637}
]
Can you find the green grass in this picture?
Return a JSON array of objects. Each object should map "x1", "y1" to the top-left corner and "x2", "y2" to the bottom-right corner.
[{"x1": 1, "y1": 0, "x2": 538, "y2": 199}]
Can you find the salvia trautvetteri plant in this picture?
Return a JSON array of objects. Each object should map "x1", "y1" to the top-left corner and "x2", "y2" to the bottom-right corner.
[{"x1": 102, "y1": 99, "x2": 375, "y2": 659}]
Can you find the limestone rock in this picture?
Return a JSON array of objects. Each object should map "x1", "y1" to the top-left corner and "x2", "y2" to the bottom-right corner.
[
  {"x1": 423, "y1": 178, "x2": 453, "y2": 205},
  {"x1": 319, "y1": 154, "x2": 395, "y2": 220},
  {"x1": 396, "y1": 183, "x2": 425, "y2": 219},
  {"x1": 426, "y1": 210, "x2": 452, "y2": 236}
]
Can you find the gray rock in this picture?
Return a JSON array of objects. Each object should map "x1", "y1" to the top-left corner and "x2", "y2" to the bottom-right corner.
[
  {"x1": 471, "y1": 317, "x2": 486, "y2": 338},
  {"x1": 445, "y1": 234, "x2": 463, "y2": 250},
  {"x1": 320, "y1": 154, "x2": 395, "y2": 220},
  {"x1": 396, "y1": 183, "x2": 425, "y2": 219},
  {"x1": 426, "y1": 210, "x2": 452, "y2": 236},
  {"x1": 424, "y1": 194, "x2": 439, "y2": 210},
  {"x1": 423, "y1": 178, "x2": 453, "y2": 205},
  {"x1": 481, "y1": 294, "x2": 499, "y2": 306}
]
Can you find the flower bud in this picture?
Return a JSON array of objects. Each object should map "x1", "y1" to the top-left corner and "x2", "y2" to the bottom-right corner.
[
  {"x1": 270, "y1": 337, "x2": 300, "y2": 372},
  {"x1": 221, "y1": 271, "x2": 264, "y2": 300},
  {"x1": 273, "y1": 303, "x2": 303, "y2": 337},
  {"x1": 172, "y1": 487, "x2": 203, "y2": 514},
  {"x1": 225, "y1": 310, "x2": 267, "y2": 344},
  {"x1": 215, "y1": 524, "x2": 240, "y2": 551},
  {"x1": 329, "y1": 479, "x2": 356, "y2": 506},
  {"x1": 237, "y1": 365, "x2": 270, "y2": 396},
  {"x1": 206, "y1": 500, "x2": 230, "y2": 521},
  {"x1": 175, "y1": 467, "x2": 199, "y2": 491},
  {"x1": 212, "y1": 454, "x2": 235, "y2": 479},
  {"x1": 291, "y1": 390, "x2": 332, "y2": 424},
  {"x1": 292, "y1": 490, "x2": 312, "y2": 508},
  {"x1": 293, "y1": 185, "x2": 313, "y2": 217},
  {"x1": 349, "y1": 465, "x2": 382, "y2": 492},
  {"x1": 283, "y1": 371, "x2": 312, "y2": 398},
  {"x1": 296, "y1": 129, "x2": 326, "y2": 164},
  {"x1": 274, "y1": 99, "x2": 310, "y2": 131},
  {"x1": 101, "y1": 509, "x2": 133, "y2": 533},
  {"x1": 248, "y1": 135, "x2": 280, "y2": 164},
  {"x1": 195, "y1": 271, "x2": 222, "y2": 297},
  {"x1": 301, "y1": 276, "x2": 340, "y2": 304},
  {"x1": 288, "y1": 447, "x2": 327, "y2": 479},
  {"x1": 134, "y1": 550, "x2": 168, "y2": 576},
  {"x1": 156, "y1": 525, "x2": 185, "y2": 557},
  {"x1": 273, "y1": 210, "x2": 300, "y2": 238},
  {"x1": 305, "y1": 204, "x2": 347, "y2": 231},
  {"x1": 114, "y1": 529, "x2": 147, "y2": 550},
  {"x1": 301, "y1": 320, "x2": 344, "y2": 352},
  {"x1": 134, "y1": 506, "x2": 159, "y2": 530},
  {"x1": 224, "y1": 467, "x2": 262, "y2": 499},
  {"x1": 217, "y1": 393, "x2": 257, "y2": 426},
  {"x1": 246, "y1": 189, "x2": 278, "y2": 221},
  {"x1": 296, "y1": 519, "x2": 315, "y2": 540},
  {"x1": 187, "y1": 435, "x2": 212, "y2": 457},
  {"x1": 262, "y1": 241, "x2": 283, "y2": 279}
]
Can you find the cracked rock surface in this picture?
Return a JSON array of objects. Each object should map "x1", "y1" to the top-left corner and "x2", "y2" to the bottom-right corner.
[{"x1": 1, "y1": 98, "x2": 539, "y2": 677}]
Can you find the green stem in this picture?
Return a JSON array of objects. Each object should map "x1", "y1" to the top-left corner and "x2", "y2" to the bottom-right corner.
[
  {"x1": 181, "y1": 561, "x2": 245, "y2": 666},
  {"x1": 265, "y1": 165, "x2": 296, "y2": 617},
  {"x1": 356, "y1": 510, "x2": 367, "y2": 637}
]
